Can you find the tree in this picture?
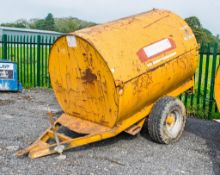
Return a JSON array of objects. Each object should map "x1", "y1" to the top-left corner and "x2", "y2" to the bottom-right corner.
[
  {"x1": 185, "y1": 16, "x2": 201, "y2": 29},
  {"x1": 34, "y1": 19, "x2": 45, "y2": 30},
  {"x1": 44, "y1": 13, "x2": 55, "y2": 31},
  {"x1": 54, "y1": 17, "x2": 96, "y2": 33},
  {"x1": 0, "y1": 13, "x2": 96, "y2": 33},
  {"x1": 30, "y1": 13, "x2": 55, "y2": 31},
  {"x1": 1, "y1": 19, "x2": 28, "y2": 28},
  {"x1": 185, "y1": 16, "x2": 218, "y2": 45}
]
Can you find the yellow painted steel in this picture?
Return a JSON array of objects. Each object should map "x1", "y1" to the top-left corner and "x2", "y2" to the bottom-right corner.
[
  {"x1": 17, "y1": 78, "x2": 194, "y2": 159},
  {"x1": 17, "y1": 9, "x2": 199, "y2": 159},
  {"x1": 49, "y1": 9, "x2": 198, "y2": 128},
  {"x1": 215, "y1": 66, "x2": 220, "y2": 111},
  {"x1": 166, "y1": 115, "x2": 175, "y2": 125}
]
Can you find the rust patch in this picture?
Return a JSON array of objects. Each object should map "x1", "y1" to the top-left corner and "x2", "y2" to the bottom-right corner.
[
  {"x1": 56, "y1": 113, "x2": 110, "y2": 134},
  {"x1": 81, "y1": 68, "x2": 97, "y2": 83},
  {"x1": 72, "y1": 112, "x2": 80, "y2": 116}
]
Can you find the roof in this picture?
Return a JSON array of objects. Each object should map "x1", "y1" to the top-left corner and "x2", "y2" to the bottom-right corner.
[{"x1": 0, "y1": 26, "x2": 62, "y2": 35}]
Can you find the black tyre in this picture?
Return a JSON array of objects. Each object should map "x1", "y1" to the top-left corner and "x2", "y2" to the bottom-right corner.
[{"x1": 148, "y1": 96, "x2": 186, "y2": 144}]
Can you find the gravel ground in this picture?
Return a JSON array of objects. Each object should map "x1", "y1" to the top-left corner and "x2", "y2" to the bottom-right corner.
[{"x1": 0, "y1": 89, "x2": 220, "y2": 175}]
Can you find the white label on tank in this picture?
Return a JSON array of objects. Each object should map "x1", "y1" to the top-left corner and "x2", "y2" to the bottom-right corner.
[
  {"x1": 147, "y1": 52, "x2": 177, "y2": 67},
  {"x1": 143, "y1": 39, "x2": 172, "y2": 58},
  {"x1": 66, "y1": 36, "x2": 77, "y2": 48}
]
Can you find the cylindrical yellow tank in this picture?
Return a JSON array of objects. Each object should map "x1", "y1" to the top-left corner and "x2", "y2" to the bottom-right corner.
[{"x1": 49, "y1": 9, "x2": 198, "y2": 128}]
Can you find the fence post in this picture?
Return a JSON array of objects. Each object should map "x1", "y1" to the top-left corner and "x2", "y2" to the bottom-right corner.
[
  {"x1": 37, "y1": 35, "x2": 41, "y2": 86},
  {"x1": 30, "y1": 36, "x2": 33, "y2": 87},
  {"x1": 2, "y1": 34, "x2": 7, "y2": 59},
  {"x1": 203, "y1": 44, "x2": 210, "y2": 111},
  {"x1": 197, "y1": 43, "x2": 204, "y2": 109},
  {"x1": 208, "y1": 43, "x2": 218, "y2": 119},
  {"x1": 48, "y1": 37, "x2": 52, "y2": 88}
]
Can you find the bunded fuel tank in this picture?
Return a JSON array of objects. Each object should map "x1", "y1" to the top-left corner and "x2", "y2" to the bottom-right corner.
[{"x1": 49, "y1": 9, "x2": 198, "y2": 128}]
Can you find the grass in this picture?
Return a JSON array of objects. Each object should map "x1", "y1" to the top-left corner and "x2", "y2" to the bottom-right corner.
[
  {"x1": 0, "y1": 46, "x2": 51, "y2": 88},
  {"x1": 181, "y1": 53, "x2": 220, "y2": 119}
]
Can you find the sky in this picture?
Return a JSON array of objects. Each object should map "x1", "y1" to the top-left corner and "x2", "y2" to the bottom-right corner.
[{"x1": 0, "y1": 0, "x2": 219, "y2": 34}]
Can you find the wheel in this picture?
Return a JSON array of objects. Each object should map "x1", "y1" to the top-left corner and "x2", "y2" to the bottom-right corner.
[{"x1": 148, "y1": 96, "x2": 186, "y2": 144}]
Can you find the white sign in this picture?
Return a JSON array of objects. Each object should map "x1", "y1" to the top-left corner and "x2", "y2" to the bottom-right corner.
[
  {"x1": 0, "y1": 63, "x2": 14, "y2": 79},
  {"x1": 143, "y1": 39, "x2": 172, "y2": 58},
  {"x1": 0, "y1": 63, "x2": 13, "y2": 70},
  {"x1": 147, "y1": 52, "x2": 177, "y2": 67},
  {"x1": 66, "y1": 36, "x2": 77, "y2": 48}
]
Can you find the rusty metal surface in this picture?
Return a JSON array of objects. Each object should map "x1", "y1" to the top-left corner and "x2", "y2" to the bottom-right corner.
[
  {"x1": 49, "y1": 37, "x2": 118, "y2": 128},
  {"x1": 16, "y1": 79, "x2": 195, "y2": 159},
  {"x1": 74, "y1": 9, "x2": 198, "y2": 82},
  {"x1": 49, "y1": 9, "x2": 198, "y2": 129},
  {"x1": 125, "y1": 118, "x2": 145, "y2": 136},
  {"x1": 215, "y1": 66, "x2": 220, "y2": 111},
  {"x1": 56, "y1": 113, "x2": 110, "y2": 134}
]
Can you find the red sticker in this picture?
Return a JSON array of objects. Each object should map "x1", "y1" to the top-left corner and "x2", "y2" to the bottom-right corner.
[{"x1": 137, "y1": 38, "x2": 176, "y2": 62}]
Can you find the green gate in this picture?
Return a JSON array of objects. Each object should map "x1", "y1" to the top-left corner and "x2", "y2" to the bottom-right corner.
[
  {"x1": 0, "y1": 34, "x2": 57, "y2": 88},
  {"x1": 180, "y1": 43, "x2": 220, "y2": 119}
]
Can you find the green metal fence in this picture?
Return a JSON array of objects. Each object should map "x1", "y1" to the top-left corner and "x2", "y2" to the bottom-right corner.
[
  {"x1": 180, "y1": 43, "x2": 220, "y2": 119},
  {"x1": 0, "y1": 34, "x2": 219, "y2": 119},
  {"x1": 0, "y1": 34, "x2": 58, "y2": 88}
]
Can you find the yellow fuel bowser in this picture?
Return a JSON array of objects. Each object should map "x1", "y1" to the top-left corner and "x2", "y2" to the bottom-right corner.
[{"x1": 17, "y1": 9, "x2": 216, "y2": 159}]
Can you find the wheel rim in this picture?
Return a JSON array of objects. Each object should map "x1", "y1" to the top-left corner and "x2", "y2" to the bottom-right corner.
[{"x1": 164, "y1": 110, "x2": 183, "y2": 139}]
